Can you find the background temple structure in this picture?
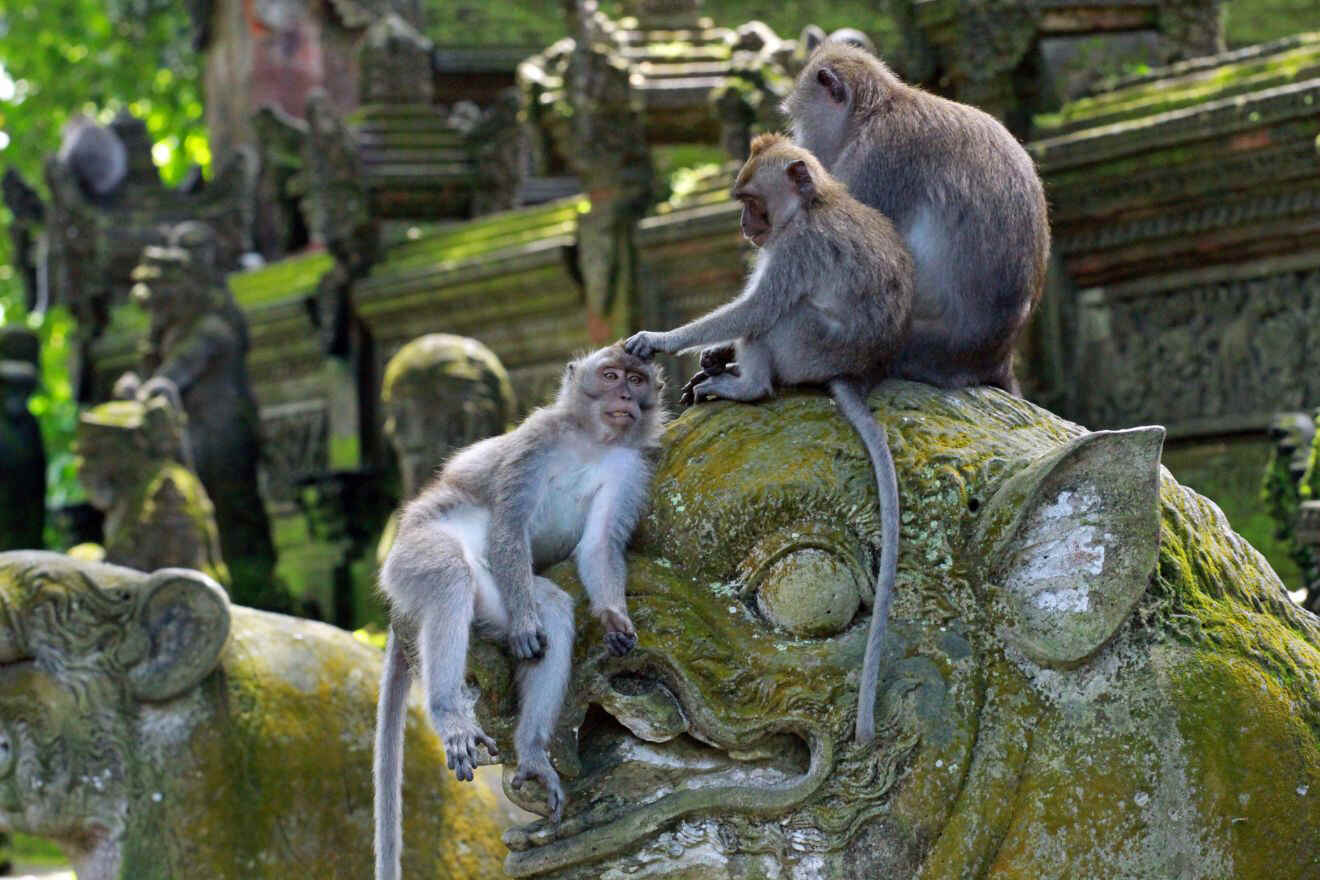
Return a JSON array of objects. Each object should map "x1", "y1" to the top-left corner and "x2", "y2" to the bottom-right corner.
[{"x1": 6, "y1": 0, "x2": 1320, "y2": 622}]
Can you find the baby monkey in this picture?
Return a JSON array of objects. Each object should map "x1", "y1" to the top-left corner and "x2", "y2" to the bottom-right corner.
[
  {"x1": 374, "y1": 345, "x2": 666, "y2": 880},
  {"x1": 624, "y1": 134, "x2": 915, "y2": 744}
]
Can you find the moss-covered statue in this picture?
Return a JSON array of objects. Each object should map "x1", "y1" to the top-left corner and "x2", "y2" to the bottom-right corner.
[
  {"x1": 75, "y1": 390, "x2": 230, "y2": 587},
  {"x1": 461, "y1": 383, "x2": 1320, "y2": 879},
  {"x1": 0, "y1": 551, "x2": 506, "y2": 880},
  {"x1": 122, "y1": 221, "x2": 283, "y2": 609},
  {"x1": 381, "y1": 333, "x2": 517, "y2": 500},
  {"x1": 0, "y1": 325, "x2": 45, "y2": 550}
]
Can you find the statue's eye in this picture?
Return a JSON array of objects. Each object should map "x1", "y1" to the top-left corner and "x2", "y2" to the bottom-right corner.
[{"x1": 737, "y1": 522, "x2": 872, "y2": 637}]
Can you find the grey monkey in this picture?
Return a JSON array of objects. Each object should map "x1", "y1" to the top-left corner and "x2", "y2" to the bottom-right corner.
[
  {"x1": 785, "y1": 41, "x2": 1050, "y2": 393},
  {"x1": 58, "y1": 113, "x2": 128, "y2": 201},
  {"x1": 624, "y1": 133, "x2": 915, "y2": 744},
  {"x1": 374, "y1": 344, "x2": 667, "y2": 880}
]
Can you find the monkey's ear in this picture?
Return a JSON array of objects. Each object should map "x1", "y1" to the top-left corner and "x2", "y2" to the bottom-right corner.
[
  {"x1": 126, "y1": 568, "x2": 231, "y2": 701},
  {"x1": 786, "y1": 160, "x2": 816, "y2": 199},
  {"x1": 817, "y1": 68, "x2": 847, "y2": 104},
  {"x1": 972, "y1": 427, "x2": 1165, "y2": 668}
]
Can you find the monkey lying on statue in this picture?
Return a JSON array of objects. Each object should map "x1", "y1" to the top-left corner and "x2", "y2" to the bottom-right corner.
[
  {"x1": 374, "y1": 344, "x2": 667, "y2": 880},
  {"x1": 624, "y1": 133, "x2": 915, "y2": 745}
]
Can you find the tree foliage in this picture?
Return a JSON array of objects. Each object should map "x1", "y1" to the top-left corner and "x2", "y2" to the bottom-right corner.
[{"x1": 0, "y1": 0, "x2": 208, "y2": 538}]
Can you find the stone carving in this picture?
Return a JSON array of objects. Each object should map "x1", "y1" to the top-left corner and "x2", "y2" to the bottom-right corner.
[
  {"x1": 0, "y1": 326, "x2": 45, "y2": 551},
  {"x1": 0, "y1": 550, "x2": 504, "y2": 879},
  {"x1": 302, "y1": 92, "x2": 379, "y2": 357},
  {"x1": 75, "y1": 392, "x2": 230, "y2": 587},
  {"x1": 124, "y1": 222, "x2": 281, "y2": 609},
  {"x1": 381, "y1": 333, "x2": 517, "y2": 499},
  {"x1": 461, "y1": 383, "x2": 1320, "y2": 878},
  {"x1": 1262, "y1": 411, "x2": 1320, "y2": 610},
  {"x1": 1074, "y1": 259, "x2": 1320, "y2": 430}
]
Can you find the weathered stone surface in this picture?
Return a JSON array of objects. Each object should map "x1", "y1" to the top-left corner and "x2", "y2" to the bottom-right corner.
[
  {"x1": 0, "y1": 551, "x2": 505, "y2": 880},
  {"x1": 466, "y1": 383, "x2": 1320, "y2": 879},
  {"x1": 76, "y1": 395, "x2": 230, "y2": 588}
]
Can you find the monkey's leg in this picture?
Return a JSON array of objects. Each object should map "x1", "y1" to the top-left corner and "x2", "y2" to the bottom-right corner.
[
  {"x1": 419, "y1": 569, "x2": 498, "y2": 782},
  {"x1": 510, "y1": 576, "x2": 574, "y2": 822},
  {"x1": 687, "y1": 340, "x2": 773, "y2": 402}
]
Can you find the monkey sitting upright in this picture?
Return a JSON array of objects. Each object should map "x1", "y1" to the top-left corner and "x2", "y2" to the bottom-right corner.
[
  {"x1": 624, "y1": 133, "x2": 915, "y2": 744},
  {"x1": 374, "y1": 344, "x2": 666, "y2": 880},
  {"x1": 785, "y1": 41, "x2": 1050, "y2": 394}
]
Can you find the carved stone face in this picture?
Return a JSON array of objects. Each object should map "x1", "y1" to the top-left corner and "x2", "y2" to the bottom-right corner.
[
  {"x1": 381, "y1": 334, "x2": 515, "y2": 497},
  {"x1": 471, "y1": 383, "x2": 1320, "y2": 879}
]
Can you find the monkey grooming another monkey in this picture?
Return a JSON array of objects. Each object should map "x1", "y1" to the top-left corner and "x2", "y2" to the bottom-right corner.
[
  {"x1": 374, "y1": 344, "x2": 666, "y2": 880},
  {"x1": 785, "y1": 41, "x2": 1050, "y2": 393},
  {"x1": 624, "y1": 134, "x2": 914, "y2": 744}
]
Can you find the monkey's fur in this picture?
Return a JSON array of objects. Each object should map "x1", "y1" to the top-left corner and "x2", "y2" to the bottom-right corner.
[
  {"x1": 374, "y1": 345, "x2": 666, "y2": 880},
  {"x1": 786, "y1": 42, "x2": 1049, "y2": 393},
  {"x1": 57, "y1": 114, "x2": 127, "y2": 202},
  {"x1": 624, "y1": 134, "x2": 914, "y2": 743}
]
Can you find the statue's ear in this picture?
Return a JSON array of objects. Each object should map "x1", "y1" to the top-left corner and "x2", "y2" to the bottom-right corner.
[
  {"x1": 127, "y1": 568, "x2": 230, "y2": 702},
  {"x1": 973, "y1": 427, "x2": 1165, "y2": 668}
]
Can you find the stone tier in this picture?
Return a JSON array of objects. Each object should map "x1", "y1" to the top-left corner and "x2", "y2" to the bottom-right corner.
[
  {"x1": 349, "y1": 103, "x2": 477, "y2": 219},
  {"x1": 1031, "y1": 33, "x2": 1320, "y2": 290}
]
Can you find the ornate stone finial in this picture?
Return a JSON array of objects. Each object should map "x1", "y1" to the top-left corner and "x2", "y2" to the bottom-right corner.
[
  {"x1": 381, "y1": 334, "x2": 516, "y2": 499},
  {"x1": 76, "y1": 394, "x2": 230, "y2": 586},
  {"x1": 359, "y1": 14, "x2": 436, "y2": 105}
]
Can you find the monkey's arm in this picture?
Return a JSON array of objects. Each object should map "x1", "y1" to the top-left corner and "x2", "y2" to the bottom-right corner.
[
  {"x1": 574, "y1": 459, "x2": 647, "y2": 655},
  {"x1": 486, "y1": 442, "x2": 551, "y2": 660},
  {"x1": 625, "y1": 253, "x2": 802, "y2": 358}
]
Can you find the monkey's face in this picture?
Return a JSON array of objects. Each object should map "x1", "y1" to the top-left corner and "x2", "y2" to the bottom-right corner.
[
  {"x1": 734, "y1": 191, "x2": 771, "y2": 246},
  {"x1": 573, "y1": 347, "x2": 663, "y2": 444}
]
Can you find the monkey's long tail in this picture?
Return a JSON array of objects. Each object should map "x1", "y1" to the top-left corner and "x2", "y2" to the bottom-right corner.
[
  {"x1": 827, "y1": 378, "x2": 900, "y2": 745},
  {"x1": 375, "y1": 628, "x2": 411, "y2": 880}
]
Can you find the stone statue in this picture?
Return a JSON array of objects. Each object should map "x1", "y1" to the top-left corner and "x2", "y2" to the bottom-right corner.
[
  {"x1": 76, "y1": 391, "x2": 230, "y2": 587},
  {"x1": 381, "y1": 333, "x2": 517, "y2": 500},
  {"x1": 123, "y1": 222, "x2": 282, "y2": 610},
  {"x1": 461, "y1": 383, "x2": 1320, "y2": 879},
  {"x1": 0, "y1": 551, "x2": 505, "y2": 880},
  {"x1": 0, "y1": 326, "x2": 45, "y2": 551}
]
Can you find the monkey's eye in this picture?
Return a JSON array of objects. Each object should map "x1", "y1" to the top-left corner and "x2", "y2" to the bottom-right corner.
[
  {"x1": 602, "y1": 369, "x2": 620, "y2": 383},
  {"x1": 627, "y1": 373, "x2": 645, "y2": 386},
  {"x1": 736, "y1": 522, "x2": 871, "y2": 638}
]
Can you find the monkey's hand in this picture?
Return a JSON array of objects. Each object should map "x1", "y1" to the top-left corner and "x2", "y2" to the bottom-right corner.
[
  {"x1": 598, "y1": 607, "x2": 637, "y2": 656},
  {"x1": 699, "y1": 344, "x2": 737, "y2": 374},
  {"x1": 512, "y1": 756, "x2": 565, "y2": 823},
  {"x1": 509, "y1": 609, "x2": 549, "y2": 660},
  {"x1": 623, "y1": 330, "x2": 672, "y2": 361},
  {"x1": 436, "y1": 713, "x2": 499, "y2": 782}
]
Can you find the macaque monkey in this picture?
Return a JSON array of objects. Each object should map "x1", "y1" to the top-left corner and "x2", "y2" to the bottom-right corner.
[
  {"x1": 785, "y1": 42, "x2": 1050, "y2": 393},
  {"x1": 374, "y1": 345, "x2": 666, "y2": 880},
  {"x1": 624, "y1": 134, "x2": 915, "y2": 744},
  {"x1": 58, "y1": 113, "x2": 127, "y2": 202}
]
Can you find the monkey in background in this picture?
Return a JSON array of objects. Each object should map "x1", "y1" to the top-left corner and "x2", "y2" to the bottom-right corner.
[
  {"x1": 374, "y1": 345, "x2": 666, "y2": 880},
  {"x1": 785, "y1": 41, "x2": 1050, "y2": 394},
  {"x1": 624, "y1": 133, "x2": 914, "y2": 744},
  {"x1": 57, "y1": 113, "x2": 127, "y2": 203}
]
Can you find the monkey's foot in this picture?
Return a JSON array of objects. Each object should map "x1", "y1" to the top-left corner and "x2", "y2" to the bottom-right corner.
[
  {"x1": 512, "y1": 756, "x2": 565, "y2": 823},
  {"x1": 680, "y1": 365, "x2": 741, "y2": 407},
  {"x1": 509, "y1": 613, "x2": 549, "y2": 660},
  {"x1": 436, "y1": 714, "x2": 499, "y2": 782},
  {"x1": 598, "y1": 608, "x2": 637, "y2": 656}
]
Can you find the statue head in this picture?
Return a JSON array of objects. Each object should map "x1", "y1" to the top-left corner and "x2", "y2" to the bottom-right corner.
[
  {"x1": 381, "y1": 334, "x2": 516, "y2": 497},
  {"x1": 0, "y1": 326, "x2": 39, "y2": 421},
  {"x1": 129, "y1": 221, "x2": 222, "y2": 322},
  {"x1": 469, "y1": 384, "x2": 1320, "y2": 879},
  {"x1": 76, "y1": 394, "x2": 189, "y2": 511}
]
